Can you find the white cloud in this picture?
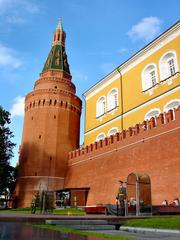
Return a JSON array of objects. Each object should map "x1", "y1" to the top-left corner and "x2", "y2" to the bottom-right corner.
[
  {"x1": 5, "y1": 15, "x2": 25, "y2": 24},
  {"x1": 0, "y1": 0, "x2": 40, "y2": 24},
  {"x1": 0, "y1": 43, "x2": 22, "y2": 69},
  {"x1": 72, "y1": 70, "x2": 88, "y2": 82},
  {"x1": 127, "y1": 17, "x2": 163, "y2": 42},
  {"x1": 10, "y1": 96, "x2": 25, "y2": 117},
  {"x1": 100, "y1": 63, "x2": 115, "y2": 74},
  {"x1": 117, "y1": 48, "x2": 128, "y2": 54}
]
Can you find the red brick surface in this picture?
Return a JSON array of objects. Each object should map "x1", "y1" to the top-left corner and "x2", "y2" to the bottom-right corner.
[
  {"x1": 15, "y1": 69, "x2": 82, "y2": 207},
  {"x1": 65, "y1": 108, "x2": 180, "y2": 206}
]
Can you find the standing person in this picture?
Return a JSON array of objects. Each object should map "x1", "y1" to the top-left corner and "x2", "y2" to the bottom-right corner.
[
  {"x1": 117, "y1": 180, "x2": 126, "y2": 215},
  {"x1": 63, "y1": 194, "x2": 67, "y2": 208}
]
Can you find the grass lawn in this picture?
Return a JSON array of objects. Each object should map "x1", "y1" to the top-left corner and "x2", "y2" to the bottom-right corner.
[
  {"x1": 0, "y1": 207, "x2": 86, "y2": 215},
  {"x1": 123, "y1": 216, "x2": 180, "y2": 230},
  {"x1": 33, "y1": 224, "x2": 135, "y2": 240},
  {"x1": 0, "y1": 208, "x2": 31, "y2": 214}
]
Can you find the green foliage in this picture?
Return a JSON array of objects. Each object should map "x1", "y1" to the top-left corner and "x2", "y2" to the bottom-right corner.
[
  {"x1": 0, "y1": 105, "x2": 16, "y2": 196},
  {"x1": 33, "y1": 224, "x2": 135, "y2": 240},
  {"x1": 123, "y1": 216, "x2": 180, "y2": 230}
]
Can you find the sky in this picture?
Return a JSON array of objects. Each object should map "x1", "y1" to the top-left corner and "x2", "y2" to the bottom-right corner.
[{"x1": 0, "y1": 0, "x2": 179, "y2": 166}]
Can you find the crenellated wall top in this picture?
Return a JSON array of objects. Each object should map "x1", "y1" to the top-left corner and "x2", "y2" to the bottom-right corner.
[{"x1": 69, "y1": 106, "x2": 180, "y2": 160}]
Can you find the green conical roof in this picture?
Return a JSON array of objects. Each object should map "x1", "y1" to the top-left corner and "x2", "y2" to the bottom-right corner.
[
  {"x1": 42, "y1": 45, "x2": 71, "y2": 74},
  {"x1": 42, "y1": 42, "x2": 70, "y2": 74},
  {"x1": 42, "y1": 19, "x2": 70, "y2": 74}
]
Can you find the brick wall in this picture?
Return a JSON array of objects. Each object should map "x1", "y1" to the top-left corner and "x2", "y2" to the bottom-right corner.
[{"x1": 65, "y1": 107, "x2": 180, "y2": 205}]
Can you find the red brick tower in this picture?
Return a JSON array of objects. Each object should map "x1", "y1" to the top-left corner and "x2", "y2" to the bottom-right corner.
[{"x1": 15, "y1": 20, "x2": 82, "y2": 207}]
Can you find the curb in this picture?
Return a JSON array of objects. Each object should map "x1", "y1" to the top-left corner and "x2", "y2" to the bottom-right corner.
[{"x1": 120, "y1": 226, "x2": 180, "y2": 235}]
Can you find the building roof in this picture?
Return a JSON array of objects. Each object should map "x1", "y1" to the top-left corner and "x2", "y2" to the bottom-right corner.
[
  {"x1": 42, "y1": 19, "x2": 70, "y2": 74},
  {"x1": 83, "y1": 20, "x2": 180, "y2": 98}
]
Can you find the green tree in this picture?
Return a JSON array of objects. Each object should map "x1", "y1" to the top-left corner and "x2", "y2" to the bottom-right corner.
[{"x1": 0, "y1": 105, "x2": 16, "y2": 199}]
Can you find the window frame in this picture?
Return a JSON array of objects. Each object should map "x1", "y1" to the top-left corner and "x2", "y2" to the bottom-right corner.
[
  {"x1": 96, "y1": 132, "x2": 106, "y2": 142},
  {"x1": 163, "y1": 99, "x2": 180, "y2": 112},
  {"x1": 144, "y1": 108, "x2": 161, "y2": 121},
  {"x1": 107, "y1": 88, "x2": 119, "y2": 111},
  {"x1": 141, "y1": 63, "x2": 158, "y2": 92},
  {"x1": 159, "y1": 51, "x2": 179, "y2": 81},
  {"x1": 96, "y1": 96, "x2": 106, "y2": 118},
  {"x1": 108, "y1": 127, "x2": 118, "y2": 137}
]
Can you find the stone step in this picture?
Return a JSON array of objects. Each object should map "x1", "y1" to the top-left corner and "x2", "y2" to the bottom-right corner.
[{"x1": 46, "y1": 219, "x2": 108, "y2": 225}]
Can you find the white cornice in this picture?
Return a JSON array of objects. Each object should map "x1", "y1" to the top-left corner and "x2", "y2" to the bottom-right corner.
[{"x1": 84, "y1": 21, "x2": 180, "y2": 100}]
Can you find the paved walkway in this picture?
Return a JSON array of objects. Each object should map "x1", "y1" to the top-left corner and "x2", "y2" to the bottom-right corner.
[{"x1": 94, "y1": 229, "x2": 180, "y2": 240}]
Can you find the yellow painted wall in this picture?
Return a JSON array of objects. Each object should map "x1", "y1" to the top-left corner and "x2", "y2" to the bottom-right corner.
[{"x1": 84, "y1": 34, "x2": 180, "y2": 145}]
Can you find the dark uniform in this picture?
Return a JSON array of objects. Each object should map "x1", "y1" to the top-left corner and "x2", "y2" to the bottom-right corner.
[{"x1": 117, "y1": 185, "x2": 126, "y2": 207}]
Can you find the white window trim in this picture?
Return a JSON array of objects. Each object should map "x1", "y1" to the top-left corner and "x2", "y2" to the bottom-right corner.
[
  {"x1": 107, "y1": 88, "x2": 119, "y2": 111},
  {"x1": 107, "y1": 127, "x2": 118, "y2": 137},
  {"x1": 96, "y1": 95, "x2": 106, "y2": 118},
  {"x1": 159, "y1": 50, "x2": 179, "y2": 81},
  {"x1": 163, "y1": 99, "x2": 180, "y2": 112},
  {"x1": 96, "y1": 132, "x2": 106, "y2": 142},
  {"x1": 141, "y1": 63, "x2": 159, "y2": 92},
  {"x1": 144, "y1": 108, "x2": 161, "y2": 120}
]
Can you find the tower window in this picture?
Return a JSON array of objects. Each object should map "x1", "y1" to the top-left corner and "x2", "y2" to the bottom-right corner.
[
  {"x1": 54, "y1": 115, "x2": 56, "y2": 119},
  {"x1": 55, "y1": 58, "x2": 60, "y2": 65},
  {"x1": 49, "y1": 99, "x2": 52, "y2": 105},
  {"x1": 31, "y1": 116, "x2": 33, "y2": 120},
  {"x1": 39, "y1": 135, "x2": 41, "y2": 139},
  {"x1": 54, "y1": 86, "x2": 57, "y2": 89}
]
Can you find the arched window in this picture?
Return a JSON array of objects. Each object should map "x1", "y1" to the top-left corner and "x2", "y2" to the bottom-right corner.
[
  {"x1": 96, "y1": 133, "x2": 106, "y2": 141},
  {"x1": 96, "y1": 96, "x2": 106, "y2": 117},
  {"x1": 163, "y1": 99, "x2": 180, "y2": 120},
  {"x1": 144, "y1": 108, "x2": 161, "y2": 120},
  {"x1": 141, "y1": 64, "x2": 158, "y2": 91},
  {"x1": 108, "y1": 89, "x2": 118, "y2": 111},
  {"x1": 159, "y1": 51, "x2": 179, "y2": 81},
  {"x1": 164, "y1": 99, "x2": 180, "y2": 112},
  {"x1": 108, "y1": 127, "x2": 118, "y2": 136}
]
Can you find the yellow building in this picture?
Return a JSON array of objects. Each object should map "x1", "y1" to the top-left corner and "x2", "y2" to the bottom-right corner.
[{"x1": 84, "y1": 21, "x2": 180, "y2": 145}]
